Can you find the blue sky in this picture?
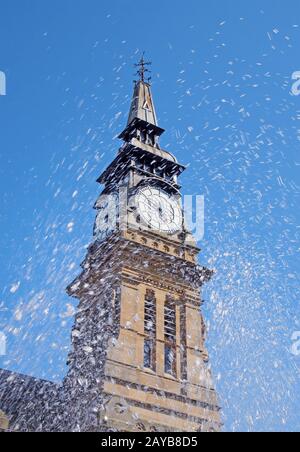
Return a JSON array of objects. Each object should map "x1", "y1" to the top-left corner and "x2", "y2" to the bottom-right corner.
[{"x1": 0, "y1": 0, "x2": 299, "y2": 432}]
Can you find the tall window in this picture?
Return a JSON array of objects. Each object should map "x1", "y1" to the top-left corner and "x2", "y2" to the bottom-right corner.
[
  {"x1": 180, "y1": 305, "x2": 187, "y2": 381},
  {"x1": 164, "y1": 298, "x2": 177, "y2": 376},
  {"x1": 144, "y1": 290, "x2": 156, "y2": 371}
]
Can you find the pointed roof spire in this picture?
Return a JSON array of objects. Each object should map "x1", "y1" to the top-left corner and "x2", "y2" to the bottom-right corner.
[
  {"x1": 124, "y1": 53, "x2": 157, "y2": 126},
  {"x1": 127, "y1": 80, "x2": 158, "y2": 126},
  {"x1": 118, "y1": 55, "x2": 165, "y2": 141}
]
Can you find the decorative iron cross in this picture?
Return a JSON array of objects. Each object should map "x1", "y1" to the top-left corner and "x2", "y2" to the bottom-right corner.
[{"x1": 135, "y1": 53, "x2": 152, "y2": 83}]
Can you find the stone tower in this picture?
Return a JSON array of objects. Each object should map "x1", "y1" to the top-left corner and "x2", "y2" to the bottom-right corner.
[{"x1": 65, "y1": 60, "x2": 221, "y2": 432}]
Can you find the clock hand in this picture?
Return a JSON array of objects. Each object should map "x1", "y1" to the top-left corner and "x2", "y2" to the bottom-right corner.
[{"x1": 148, "y1": 199, "x2": 161, "y2": 212}]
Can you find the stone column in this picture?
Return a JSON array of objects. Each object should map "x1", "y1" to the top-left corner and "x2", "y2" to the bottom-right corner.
[{"x1": 0, "y1": 410, "x2": 9, "y2": 431}]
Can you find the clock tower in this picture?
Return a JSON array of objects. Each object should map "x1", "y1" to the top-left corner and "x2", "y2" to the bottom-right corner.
[{"x1": 65, "y1": 58, "x2": 221, "y2": 432}]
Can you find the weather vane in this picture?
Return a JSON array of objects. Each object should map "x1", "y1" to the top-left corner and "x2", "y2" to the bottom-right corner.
[{"x1": 135, "y1": 52, "x2": 152, "y2": 84}]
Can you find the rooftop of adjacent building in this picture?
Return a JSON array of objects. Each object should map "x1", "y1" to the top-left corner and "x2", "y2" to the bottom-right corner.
[{"x1": 0, "y1": 368, "x2": 60, "y2": 431}]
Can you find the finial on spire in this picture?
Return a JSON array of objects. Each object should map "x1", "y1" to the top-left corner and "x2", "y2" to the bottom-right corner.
[{"x1": 135, "y1": 52, "x2": 152, "y2": 84}]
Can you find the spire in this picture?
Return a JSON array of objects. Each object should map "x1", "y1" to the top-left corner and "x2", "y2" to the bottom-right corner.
[
  {"x1": 119, "y1": 55, "x2": 165, "y2": 142},
  {"x1": 126, "y1": 53, "x2": 157, "y2": 126},
  {"x1": 127, "y1": 80, "x2": 158, "y2": 126}
]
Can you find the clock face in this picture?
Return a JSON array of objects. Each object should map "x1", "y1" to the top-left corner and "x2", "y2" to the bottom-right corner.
[
  {"x1": 94, "y1": 194, "x2": 118, "y2": 241},
  {"x1": 136, "y1": 187, "x2": 182, "y2": 234}
]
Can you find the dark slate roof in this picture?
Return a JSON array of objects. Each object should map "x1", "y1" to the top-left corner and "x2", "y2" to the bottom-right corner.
[
  {"x1": 0, "y1": 368, "x2": 61, "y2": 431},
  {"x1": 127, "y1": 81, "x2": 158, "y2": 127}
]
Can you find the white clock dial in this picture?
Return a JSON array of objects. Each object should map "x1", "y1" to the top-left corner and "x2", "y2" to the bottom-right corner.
[
  {"x1": 94, "y1": 194, "x2": 118, "y2": 240},
  {"x1": 136, "y1": 187, "x2": 182, "y2": 234}
]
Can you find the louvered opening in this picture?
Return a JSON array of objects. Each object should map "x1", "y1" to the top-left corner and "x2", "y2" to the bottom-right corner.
[
  {"x1": 164, "y1": 300, "x2": 177, "y2": 376},
  {"x1": 144, "y1": 298, "x2": 156, "y2": 337},
  {"x1": 144, "y1": 290, "x2": 156, "y2": 371}
]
